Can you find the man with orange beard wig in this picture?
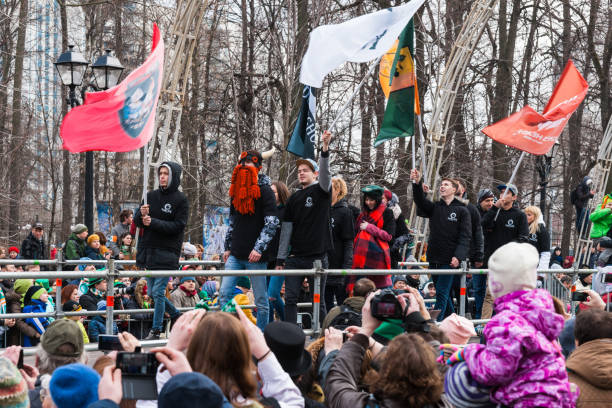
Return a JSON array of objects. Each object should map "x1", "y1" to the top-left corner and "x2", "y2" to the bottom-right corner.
[{"x1": 220, "y1": 148, "x2": 278, "y2": 331}]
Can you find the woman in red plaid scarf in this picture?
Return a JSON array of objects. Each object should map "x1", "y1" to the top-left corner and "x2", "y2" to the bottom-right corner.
[{"x1": 350, "y1": 185, "x2": 396, "y2": 290}]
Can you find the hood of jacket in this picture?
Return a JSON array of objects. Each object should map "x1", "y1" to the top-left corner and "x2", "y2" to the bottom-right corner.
[
  {"x1": 343, "y1": 296, "x2": 365, "y2": 312},
  {"x1": 580, "y1": 176, "x2": 593, "y2": 187},
  {"x1": 258, "y1": 173, "x2": 271, "y2": 187},
  {"x1": 332, "y1": 198, "x2": 349, "y2": 209},
  {"x1": 567, "y1": 339, "x2": 612, "y2": 389},
  {"x1": 159, "y1": 161, "x2": 182, "y2": 194},
  {"x1": 494, "y1": 289, "x2": 564, "y2": 340}
]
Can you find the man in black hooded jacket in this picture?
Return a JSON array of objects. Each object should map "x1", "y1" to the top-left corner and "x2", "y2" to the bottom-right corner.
[{"x1": 134, "y1": 161, "x2": 188, "y2": 339}]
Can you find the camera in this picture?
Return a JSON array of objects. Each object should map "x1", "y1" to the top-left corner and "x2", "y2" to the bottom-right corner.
[
  {"x1": 571, "y1": 291, "x2": 589, "y2": 302},
  {"x1": 98, "y1": 335, "x2": 123, "y2": 351},
  {"x1": 114, "y1": 283, "x2": 135, "y2": 296},
  {"x1": 116, "y1": 352, "x2": 159, "y2": 400},
  {"x1": 603, "y1": 273, "x2": 612, "y2": 284},
  {"x1": 370, "y1": 289, "x2": 404, "y2": 320}
]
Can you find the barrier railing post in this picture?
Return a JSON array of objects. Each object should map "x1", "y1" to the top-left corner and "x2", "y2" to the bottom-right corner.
[
  {"x1": 312, "y1": 260, "x2": 322, "y2": 337},
  {"x1": 55, "y1": 250, "x2": 63, "y2": 321},
  {"x1": 460, "y1": 261, "x2": 467, "y2": 317},
  {"x1": 106, "y1": 258, "x2": 115, "y2": 335}
]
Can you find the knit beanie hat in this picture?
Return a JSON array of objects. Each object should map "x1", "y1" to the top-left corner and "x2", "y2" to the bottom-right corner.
[
  {"x1": 158, "y1": 372, "x2": 232, "y2": 408},
  {"x1": 31, "y1": 287, "x2": 47, "y2": 301},
  {"x1": 49, "y1": 364, "x2": 100, "y2": 408},
  {"x1": 87, "y1": 234, "x2": 100, "y2": 245},
  {"x1": 8, "y1": 247, "x2": 19, "y2": 255},
  {"x1": 183, "y1": 243, "x2": 197, "y2": 257},
  {"x1": 487, "y1": 242, "x2": 538, "y2": 299},
  {"x1": 477, "y1": 189, "x2": 494, "y2": 204},
  {"x1": 439, "y1": 313, "x2": 477, "y2": 345},
  {"x1": 444, "y1": 362, "x2": 493, "y2": 407},
  {"x1": 0, "y1": 356, "x2": 29, "y2": 408},
  {"x1": 96, "y1": 300, "x2": 107, "y2": 311},
  {"x1": 180, "y1": 277, "x2": 196, "y2": 284},
  {"x1": 23, "y1": 285, "x2": 45, "y2": 306},
  {"x1": 35, "y1": 279, "x2": 50, "y2": 291},
  {"x1": 383, "y1": 189, "x2": 393, "y2": 201},
  {"x1": 235, "y1": 276, "x2": 251, "y2": 290},
  {"x1": 72, "y1": 224, "x2": 88, "y2": 234}
]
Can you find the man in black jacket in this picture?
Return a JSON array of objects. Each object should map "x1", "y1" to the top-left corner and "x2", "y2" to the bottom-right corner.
[
  {"x1": 277, "y1": 130, "x2": 333, "y2": 325},
  {"x1": 134, "y1": 161, "x2": 188, "y2": 339},
  {"x1": 220, "y1": 149, "x2": 279, "y2": 331},
  {"x1": 410, "y1": 169, "x2": 471, "y2": 321},
  {"x1": 480, "y1": 183, "x2": 529, "y2": 319},
  {"x1": 473, "y1": 188, "x2": 495, "y2": 318},
  {"x1": 21, "y1": 222, "x2": 46, "y2": 262}
]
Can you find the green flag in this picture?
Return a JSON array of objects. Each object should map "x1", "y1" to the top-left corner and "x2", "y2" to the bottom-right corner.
[{"x1": 374, "y1": 20, "x2": 415, "y2": 147}]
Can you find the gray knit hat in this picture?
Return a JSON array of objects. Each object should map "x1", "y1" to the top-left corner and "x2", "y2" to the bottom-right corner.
[{"x1": 72, "y1": 224, "x2": 88, "y2": 234}]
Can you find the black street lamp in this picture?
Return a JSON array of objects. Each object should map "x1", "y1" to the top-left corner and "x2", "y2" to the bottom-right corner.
[
  {"x1": 55, "y1": 47, "x2": 124, "y2": 233},
  {"x1": 536, "y1": 141, "x2": 560, "y2": 223}
]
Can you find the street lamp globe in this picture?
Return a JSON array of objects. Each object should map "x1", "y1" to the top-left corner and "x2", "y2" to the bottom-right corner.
[
  {"x1": 53, "y1": 45, "x2": 89, "y2": 87},
  {"x1": 91, "y1": 50, "x2": 124, "y2": 90}
]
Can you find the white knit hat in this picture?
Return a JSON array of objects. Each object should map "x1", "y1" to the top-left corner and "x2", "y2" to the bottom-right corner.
[{"x1": 488, "y1": 242, "x2": 538, "y2": 299}]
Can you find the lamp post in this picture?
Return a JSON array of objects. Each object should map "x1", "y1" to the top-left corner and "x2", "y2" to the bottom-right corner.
[
  {"x1": 536, "y1": 141, "x2": 560, "y2": 224},
  {"x1": 55, "y1": 47, "x2": 124, "y2": 233}
]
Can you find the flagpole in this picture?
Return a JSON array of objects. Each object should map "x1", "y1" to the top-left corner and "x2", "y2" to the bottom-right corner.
[
  {"x1": 135, "y1": 142, "x2": 150, "y2": 249},
  {"x1": 494, "y1": 151, "x2": 526, "y2": 221},
  {"x1": 328, "y1": 58, "x2": 380, "y2": 131},
  {"x1": 411, "y1": 131, "x2": 416, "y2": 169},
  {"x1": 417, "y1": 114, "x2": 427, "y2": 180}
]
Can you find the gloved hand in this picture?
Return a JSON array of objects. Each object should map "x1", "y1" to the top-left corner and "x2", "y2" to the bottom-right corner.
[
  {"x1": 447, "y1": 348, "x2": 465, "y2": 366},
  {"x1": 436, "y1": 344, "x2": 465, "y2": 365}
]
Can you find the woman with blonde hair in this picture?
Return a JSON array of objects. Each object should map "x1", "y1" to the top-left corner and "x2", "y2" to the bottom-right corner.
[{"x1": 524, "y1": 205, "x2": 551, "y2": 270}]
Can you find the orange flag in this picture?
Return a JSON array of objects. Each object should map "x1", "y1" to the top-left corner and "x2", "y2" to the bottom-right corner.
[{"x1": 482, "y1": 60, "x2": 588, "y2": 155}]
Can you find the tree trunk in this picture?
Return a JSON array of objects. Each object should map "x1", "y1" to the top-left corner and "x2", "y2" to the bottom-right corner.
[
  {"x1": 490, "y1": 0, "x2": 522, "y2": 184},
  {"x1": 8, "y1": 0, "x2": 28, "y2": 241}
]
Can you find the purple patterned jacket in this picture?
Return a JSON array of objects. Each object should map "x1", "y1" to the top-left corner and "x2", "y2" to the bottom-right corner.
[{"x1": 463, "y1": 289, "x2": 579, "y2": 407}]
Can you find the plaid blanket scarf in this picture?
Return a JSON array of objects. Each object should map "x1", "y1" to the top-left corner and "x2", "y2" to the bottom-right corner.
[{"x1": 352, "y1": 203, "x2": 391, "y2": 270}]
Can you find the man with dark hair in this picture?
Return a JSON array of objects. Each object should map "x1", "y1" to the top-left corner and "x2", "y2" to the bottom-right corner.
[
  {"x1": 410, "y1": 169, "x2": 471, "y2": 321},
  {"x1": 134, "y1": 162, "x2": 187, "y2": 340},
  {"x1": 109, "y1": 209, "x2": 133, "y2": 257},
  {"x1": 21, "y1": 222, "x2": 47, "y2": 261},
  {"x1": 480, "y1": 183, "x2": 529, "y2": 319},
  {"x1": 322, "y1": 278, "x2": 376, "y2": 331},
  {"x1": 566, "y1": 308, "x2": 612, "y2": 406},
  {"x1": 276, "y1": 131, "x2": 333, "y2": 325}
]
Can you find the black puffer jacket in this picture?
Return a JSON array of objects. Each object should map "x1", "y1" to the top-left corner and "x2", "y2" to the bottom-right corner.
[
  {"x1": 134, "y1": 162, "x2": 188, "y2": 270},
  {"x1": 20, "y1": 233, "x2": 46, "y2": 260}
]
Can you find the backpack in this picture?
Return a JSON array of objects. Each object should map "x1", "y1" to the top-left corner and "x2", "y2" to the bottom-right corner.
[
  {"x1": 328, "y1": 304, "x2": 362, "y2": 330},
  {"x1": 570, "y1": 188, "x2": 579, "y2": 205}
]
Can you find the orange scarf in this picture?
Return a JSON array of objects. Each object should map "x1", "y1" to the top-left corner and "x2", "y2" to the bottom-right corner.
[{"x1": 229, "y1": 165, "x2": 261, "y2": 215}]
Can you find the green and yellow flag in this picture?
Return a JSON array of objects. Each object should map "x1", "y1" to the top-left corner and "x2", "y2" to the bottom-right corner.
[{"x1": 374, "y1": 20, "x2": 418, "y2": 146}]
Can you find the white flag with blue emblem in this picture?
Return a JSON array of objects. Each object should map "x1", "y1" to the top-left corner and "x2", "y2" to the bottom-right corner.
[{"x1": 299, "y1": 0, "x2": 426, "y2": 88}]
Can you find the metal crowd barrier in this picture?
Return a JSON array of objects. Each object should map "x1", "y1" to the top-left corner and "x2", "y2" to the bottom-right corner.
[{"x1": 0, "y1": 255, "x2": 598, "y2": 353}]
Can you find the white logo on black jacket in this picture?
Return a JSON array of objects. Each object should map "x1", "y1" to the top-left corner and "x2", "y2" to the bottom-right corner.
[{"x1": 162, "y1": 203, "x2": 173, "y2": 214}]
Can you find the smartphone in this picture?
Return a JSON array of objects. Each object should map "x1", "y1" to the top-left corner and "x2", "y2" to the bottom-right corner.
[
  {"x1": 116, "y1": 352, "x2": 159, "y2": 400},
  {"x1": 603, "y1": 273, "x2": 612, "y2": 283},
  {"x1": 17, "y1": 349, "x2": 23, "y2": 370},
  {"x1": 98, "y1": 335, "x2": 123, "y2": 352},
  {"x1": 571, "y1": 291, "x2": 589, "y2": 302}
]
